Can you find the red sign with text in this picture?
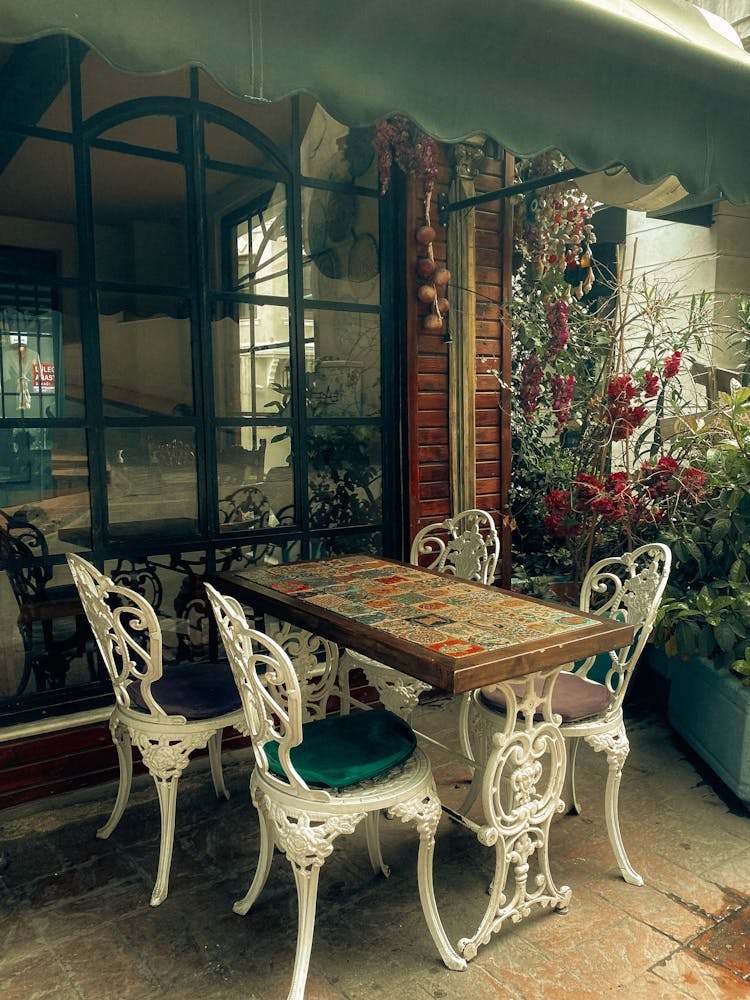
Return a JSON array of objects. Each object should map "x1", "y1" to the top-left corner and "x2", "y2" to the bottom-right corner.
[{"x1": 32, "y1": 360, "x2": 55, "y2": 394}]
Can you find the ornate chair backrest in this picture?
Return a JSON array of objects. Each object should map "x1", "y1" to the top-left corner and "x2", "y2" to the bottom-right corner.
[
  {"x1": 0, "y1": 509, "x2": 53, "y2": 608},
  {"x1": 67, "y1": 552, "x2": 167, "y2": 716},
  {"x1": 410, "y1": 509, "x2": 500, "y2": 585},
  {"x1": 577, "y1": 542, "x2": 672, "y2": 710},
  {"x1": 204, "y1": 582, "x2": 321, "y2": 797},
  {"x1": 219, "y1": 484, "x2": 274, "y2": 528}
]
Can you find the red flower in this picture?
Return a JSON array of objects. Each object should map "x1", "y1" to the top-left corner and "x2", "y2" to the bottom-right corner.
[
  {"x1": 520, "y1": 353, "x2": 544, "y2": 419},
  {"x1": 663, "y1": 351, "x2": 682, "y2": 379},
  {"x1": 545, "y1": 299, "x2": 570, "y2": 358},
  {"x1": 681, "y1": 467, "x2": 708, "y2": 496},
  {"x1": 604, "y1": 471, "x2": 630, "y2": 494},
  {"x1": 574, "y1": 473, "x2": 603, "y2": 507},
  {"x1": 543, "y1": 489, "x2": 580, "y2": 538},
  {"x1": 551, "y1": 373, "x2": 575, "y2": 431},
  {"x1": 643, "y1": 370, "x2": 660, "y2": 398}
]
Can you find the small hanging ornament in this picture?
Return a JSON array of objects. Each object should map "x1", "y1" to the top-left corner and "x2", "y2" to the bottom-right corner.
[{"x1": 17, "y1": 373, "x2": 31, "y2": 410}]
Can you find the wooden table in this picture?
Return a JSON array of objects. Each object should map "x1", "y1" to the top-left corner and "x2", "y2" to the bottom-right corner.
[{"x1": 210, "y1": 554, "x2": 634, "y2": 963}]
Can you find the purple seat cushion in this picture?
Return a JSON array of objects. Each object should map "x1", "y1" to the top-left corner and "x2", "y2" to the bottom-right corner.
[
  {"x1": 480, "y1": 670, "x2": 612, "y2": 723},
  {"x1": 127, "y1": 661, "x2": 241, "y2": 719}
]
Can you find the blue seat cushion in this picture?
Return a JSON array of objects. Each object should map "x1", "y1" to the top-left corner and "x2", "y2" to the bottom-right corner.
[
  {"x1": 264, "y1": 708, "x2": 417, "y2": 789},
  {"x1": 480, "y1": 670, "x2": 612, "y2": 724},
  {"x1": 127, "y1": 661, "x2": 241, "y2": 719}
]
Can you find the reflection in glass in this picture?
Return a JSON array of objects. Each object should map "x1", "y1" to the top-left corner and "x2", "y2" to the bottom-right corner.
[
  {"x1": 313, "y1": 529, "x2": 383, "y2": 560},
  {"x1": 1, "y1": 307, "x2": 62, "y2": 419},
  {"x1": 0, "y1": 135, "x2": 78, "y2": 276},
  {"x1": 106, "y1": 427, "x2": 198, "y2": 533},
  {"x1": 302, "y1": 189, "x2": 379, "y2": 305},
  {"x1": 212, "y1": 178, "x2": 289, "y2": 296},
  {"x1": 103, "y1": 550, "x2": 207, "y2": 661},
  {"x1": 90, "y1": 146, "x2": 188, "y2": 285},
  {"x1": 300, "y1": 105, "x2": 377, "y2": 188},
  {"x1": 0, "y1": 426, "x2": 90, "y2": 554},
  {"x1": 217, "y1": 426, "x2": 294, "y2": 533},
  {"x1": 99, "y1": 296, "x2": 193, "y2": 417},
  {"x1": 308, "y1": 426, "x2": 382, "y2": 530},
  {"x1": 212, "y1": 304, "x2": 294, "y2": 419},
  {"x1": 304, "y1": 311, "x2": 381, "y2": 418}
]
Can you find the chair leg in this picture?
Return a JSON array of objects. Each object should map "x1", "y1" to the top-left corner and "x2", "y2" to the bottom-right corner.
[
  {"x1": 586, "y1": 724, "x2": 643, "y2": 886},
  {"x1": 149, "y1": 771, "x2": 180, "y2": 906},
  {"x1": 135, "y1": 734, "x2": 196, "y2": 906},
  {"x1": 562, "y1": 737, "x2": 582, "y2": 815},
  {"x1": 389, "y1": 790, "x2": 466, "y2": 972},
  {"x1": 233, "y1": 806, "x2": 275, "y2": 916},
  {"x1": 207, "y1": 729, "x2": 230, "y2": 800},
  {"x1": 364, "y1": 810, "x2": 390, "y2": 877},
  {"x1": 287, "y1": 861, "x2": 322, "y2": 1000},
  {"x1": 97, "y1": 718, "x2": 133, "y2": 840}
]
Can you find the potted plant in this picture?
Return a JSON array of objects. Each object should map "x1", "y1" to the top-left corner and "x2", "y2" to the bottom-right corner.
[{"x1": 655, "y1": 383, "x2": 750, "y2": 807}]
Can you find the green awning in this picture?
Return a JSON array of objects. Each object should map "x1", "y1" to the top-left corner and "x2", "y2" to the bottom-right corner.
[{"x1": 2, "y1": 0, "x2": 750, "y2": 203}]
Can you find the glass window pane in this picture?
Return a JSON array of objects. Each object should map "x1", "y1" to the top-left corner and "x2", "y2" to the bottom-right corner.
[
  {"x1": 302, "y1": 188, "x2": 379, "y2": 305},
  {"x1": 304, "y1": 310, "x2": 381, "y2": 418},
  {"x1": 0, "y1": 134, "x2": 78, "y2": 277},
  {"x1": 103, "y1": 550, "x2": 208, "y2": 662},
  {"x1": 300, "y1": 106, "x2": 377, "y2": 189},
  {"x1": 0, "y1": 291, "x2": 83, "y2": 420},
  {"x1": 209, "y1": 175, "x2": 289, "y2": 296},
  {"x1": 98, "y1": 295, "x2": 193, "y2": 416},
  {"x1": 0, "y1": 427, "x2": 90, "y2": 550},
  {"x1": 90, "y1": 146, "x2": 188, "y2": 285},
  {"x1": 308, "y1": 426, "x2": 382, "y2": 530},
  {"x1": 217, "y1": 426, "x2": 294, "y2": 531},
  {"x1": 105, "y1": 427, "x2": 199, "y2": 534},
  {"x1": 204, "y1": 121, "x2": 285, "y2": 173},
  {"x1": 98, "y1": 116, "x2": 179, "y2": 155},
  {"x1": 212, "y1": 303, "x2": 292, "y2": 418}
]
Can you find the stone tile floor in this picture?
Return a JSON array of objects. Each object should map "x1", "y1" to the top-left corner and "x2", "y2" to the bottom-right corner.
[{"x1": 1, "y1": 682, "x2": 749, "y2": 999}]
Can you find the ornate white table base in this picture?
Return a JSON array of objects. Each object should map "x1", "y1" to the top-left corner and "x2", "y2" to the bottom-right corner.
[{"x1": 443, "y1": 665, "x2": 571, "y2": 960}]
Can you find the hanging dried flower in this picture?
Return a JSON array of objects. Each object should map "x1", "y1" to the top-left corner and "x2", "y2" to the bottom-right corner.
[{"x1": 374, "y1": 116, "x2": 439, "y2": 196}]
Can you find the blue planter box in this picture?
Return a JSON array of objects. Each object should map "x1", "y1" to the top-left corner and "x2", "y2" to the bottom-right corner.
[{"x1": 668, "y1": 655, "x2": 750, "y2": 808}]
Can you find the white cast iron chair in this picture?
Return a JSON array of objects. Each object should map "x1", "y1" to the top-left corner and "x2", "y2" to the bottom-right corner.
[
  {"x1": 459, "y1": 541, "x2": 671, "y2": 886},
  {"x1": 204, "y1": 583, "x2": 465, "y2": 1000},
  {"x1": 342, "y1": 509, "x2": 500, "y2": 719},
  {"x1": 67, "y1": 553, "x2": 246, "y2": 906}
]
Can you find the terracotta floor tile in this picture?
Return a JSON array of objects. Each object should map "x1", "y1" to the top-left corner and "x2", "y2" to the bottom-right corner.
[
  {"x1": 589, "y1": 879, "x2": 711, "y2": 943},
  {"x1": 619, "y1": 970, "x2": 697, "y2": 998},
  {"x1": 549, "y1": 915, "x2": 677, "y2": 992},
  {"x1": 705, "y1": 850, "x2": 750, "y2": 896},
  {"x1": 642, "y1": 854, "x2": 745, "y2": 920},
  {"x1": 1, "y1": 695, "x2": 749, "y2": 999},
  {"x1": 652, "y1": 949, "x2": 750, "y2": 999}
]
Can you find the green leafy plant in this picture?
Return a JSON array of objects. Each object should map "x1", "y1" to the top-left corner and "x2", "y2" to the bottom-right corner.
[{"x1": 655, "y1": 383, "x2": 750, "y2": 681}]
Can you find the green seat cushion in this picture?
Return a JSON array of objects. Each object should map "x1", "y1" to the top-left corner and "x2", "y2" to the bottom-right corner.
[{"x1": 263, "y1": 708, "x2": 417, "y2": 789}]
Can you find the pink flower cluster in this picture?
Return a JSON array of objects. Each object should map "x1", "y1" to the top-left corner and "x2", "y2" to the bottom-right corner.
[
  {"x1": 520, "y1": 353, "x2": 544, "y2": 419},
  {"x1": 374, "y1": 117, "x2": 438, "y2": 195},
  {"x1": 545, "y1": 299, "x2": 570, "y2": 357},
  {"x1": 605, "y1": 375, "x2": 649, "y2": 441},
  {"x1": 603, "y1": 351, "x2": 683, "y2": 441},
  {"x1": 551, "y1": 373, "x2": 575, "y2": 431}
]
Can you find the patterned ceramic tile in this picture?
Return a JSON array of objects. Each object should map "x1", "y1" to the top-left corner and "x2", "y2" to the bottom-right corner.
[{"x1": 249, "y1": 556, "x2": 600, "y2": 655}]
